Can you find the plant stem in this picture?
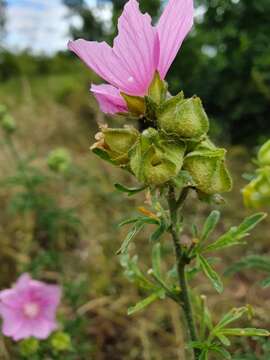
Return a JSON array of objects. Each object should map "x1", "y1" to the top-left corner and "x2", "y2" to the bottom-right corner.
[{"x1": 168, "y1": 186, "x2": 200, "y2": 360}]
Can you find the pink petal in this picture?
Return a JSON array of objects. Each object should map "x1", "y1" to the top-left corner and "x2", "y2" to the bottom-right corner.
[
  {"x1": 68, "y1": 39, "x2": 129, "y2": 91},
  {"x1": 0, "y1": 289, "x2": 23, "y2": 309},
  {"x1": 30, "y1": 319, "x2": 58, "y2": 340},
  {"x1": 68, "y1": 0, "x2": 160, "y2": 97},
  {"x1": 113, "y1": 0, "x2": 160, "y2": 96},
  {"x1": 157, "y1": 0, "x2": 194, "y2": 78},
  {"x1": 15, "y1": 273, "x2": 32, "y2": 290},
  {"x1": 91, "y1": 84, "x2": 128, "y2": 114},
  {"x1": 0, "y1": 305, "x2": 24, "y2": 338}
]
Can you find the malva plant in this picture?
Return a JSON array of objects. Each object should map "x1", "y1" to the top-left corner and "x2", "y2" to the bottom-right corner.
[{"x1": 69, "y1": 0, "x2": 269, "y2": 359}]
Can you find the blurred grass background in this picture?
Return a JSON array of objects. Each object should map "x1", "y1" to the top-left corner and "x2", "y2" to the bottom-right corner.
[{"x1": 0, "y1": 0, "x2": 269, "y2": 359}]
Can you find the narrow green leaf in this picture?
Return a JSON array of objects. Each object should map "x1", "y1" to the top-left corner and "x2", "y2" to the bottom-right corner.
[
  {"x1": 120, "y1": 254, "x2": 155, "y2": 291},
  {"x1": 152, "y1": 243, "x2": 161, "y2": 278},
  {"x1": 199, "y1": 349, "x2": 209, "y2": 360},
  {"x1": 118, "y1": 216, "x2": 159, "y2": 228},
  {"x1": 201, "y1": 210, "x2": 220, "y2": 242},
  {"x1": 221, "y1": 328, "x2": 270, "y2": 337},
  {"x1": 237, "y1": 213, "x2": 267, "y2": 234},
  {"x1": 203, "y1": 213, "x2": 267, "y2": 253},
  {"x1": 225, "y1": 255, "x2": 270, "y2": 277},
  {"x1": 214, "y1": 307, "x2": 248, "y2": 331},
  {"x1": 211, "y1": 346, "x2": 232, "y2": 359},
  {"x1": 192, "y1": 223, "x2": 199, "y2": 238},
  {"x1": 216, "y1": 334, "x2": 231, "y2": 346},
  {"x1": 198, "y1": 255, "x2": 224, "y2": 293},
  {"x1": 128, "y1": 293, "x2": 159, "y2": 315},
  {"x1": 200, "y1": 295, "x2": 213, "y2": 339},
  {"x1": 150, "y1": 218, "x2": 167, "y2": 242},
  {"x1": 189, "y1": 341, "x2": 208, "y2": 350},
  {"x1": 117, "y1": 222, "x2": 144, "y2": 254},
  {"x1": 114, "y1": 183, "x2": 147, "y2": 196}
]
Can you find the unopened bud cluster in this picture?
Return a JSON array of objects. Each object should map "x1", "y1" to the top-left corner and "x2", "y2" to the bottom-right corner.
[
  {"x1": 243, "y1": 140, "x2": 270, "y2": 208},
  {"x1": 92, "y1": 73, "x2": 232, "y2": 195},
  {"x1": 47, "y1": 148, "x2": 72, "y2": 173},
  {"x1": 0, "y1": 104, "x2": 16, "y2": 134}
]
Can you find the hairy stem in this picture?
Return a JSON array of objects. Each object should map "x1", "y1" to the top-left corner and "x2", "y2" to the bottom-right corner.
[{"x1": 168, "y1": 186, "x2": 200, "y2": 360}]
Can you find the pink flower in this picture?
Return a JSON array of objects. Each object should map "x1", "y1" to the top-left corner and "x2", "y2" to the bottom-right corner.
[
  {"x1": 68, "y1": 0, "x2": 194, "y2": 114},
  {"x1": 0, "y1": 274, "x2": 61, "y2": 341}
]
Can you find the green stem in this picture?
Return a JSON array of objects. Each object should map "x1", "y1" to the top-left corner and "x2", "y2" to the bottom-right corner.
[{"x1": 168, "y1": 186, "x2": 200, "y2": 360}]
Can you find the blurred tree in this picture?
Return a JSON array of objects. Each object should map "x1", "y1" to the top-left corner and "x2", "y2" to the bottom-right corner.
[
  {"x1": 0, "y1": 0, "x2": 6, "y2": 41},
  {"x1": 63, "y1": 0, "x2": 104, "y2": 41},
  {"x1": 168, "y1": 0, "x2": 270, "y2": 145}
]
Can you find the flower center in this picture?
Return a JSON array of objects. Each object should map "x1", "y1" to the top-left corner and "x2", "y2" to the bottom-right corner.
[{"x1": 23, "y1": 302, "x2": 40, "y2": 318}]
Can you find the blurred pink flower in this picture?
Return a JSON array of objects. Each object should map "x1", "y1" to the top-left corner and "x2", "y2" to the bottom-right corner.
[
  {"x1": 0, "y1": 274, "x2": 61, "y2": 341},
  {"x1": 68, "y1": 0, "x2": 194, "y2": 114}
]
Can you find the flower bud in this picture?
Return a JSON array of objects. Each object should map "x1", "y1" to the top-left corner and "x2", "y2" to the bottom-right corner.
[
  {"x1": 158, "y1": 96, "x2": 209, "y2": 139},
  {"x1": 19, "y1": 338, "x2": 39, "y2": 357},
  {"x1": 91, "y1": 126, "x2": 139, "y2": 166},
  {"x1": 0, "y1": 114, "x2": 16, "y2": 133},
  {"x1": 243, "y1": 168, "x2": 270, "y2": 208},
  {"x1": 258, "y1": 140, "x2": 270, "y2": 166},
  {"x1": 130, "y1": 128, "x2": 186, "y2": 186},
  {"x1": 183, "y1": 141, "x2": 232, "y2": 194},
  {"x1": 50, "y1": 331, "x2": 72, "y2": 352},
  {"x1": 47, "y1": 148, "x2": 72, "y2": 173}
]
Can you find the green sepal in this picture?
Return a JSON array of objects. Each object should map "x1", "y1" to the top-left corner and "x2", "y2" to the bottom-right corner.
[
  {"x1": 91, "y1": 127, "x2": 139, "y2": 166},
  {"x1": 145, "y1": 96, "x2": 158, "y2": 121},
  {"x1": 148, "y1": 71, "x2": 168, "y2": 105},
  {"x1": 158, "y1": 95, "x2": 209, "y2": 139},
  {"x1": 130, "y1": 128, "x2": 186, "y2": 186},
  {"x1": 184, "y1": 141, "x2": 232, "y2": 195},
  {"x1": 121, "y1": 93, "x2": 146, "y2": 116}
]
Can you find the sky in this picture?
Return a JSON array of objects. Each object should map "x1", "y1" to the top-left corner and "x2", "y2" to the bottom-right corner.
[
  {"x1": 2, "y1": 0, "x2": 206, "y2": 55},
  {"x1": 3, "y1": 0, "x2": 112, "y2": 54}
]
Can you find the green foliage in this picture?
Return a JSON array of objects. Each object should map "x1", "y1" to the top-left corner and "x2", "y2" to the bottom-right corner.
[
  {"x1": 192, "y1": 304, "x2": 270, "y2": 359},
  {"x1": 63, "y1": 0, "x2": 104, "y2": 41},
  {"x1": 168, "y1": 0, "x2": 270, "y2": 145},
  {"x1": 226, "y1": 255, "x2": 270, "y2": 289}
]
